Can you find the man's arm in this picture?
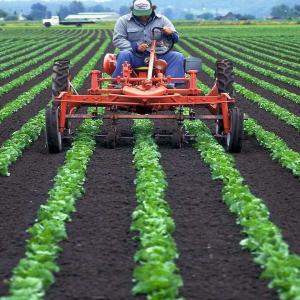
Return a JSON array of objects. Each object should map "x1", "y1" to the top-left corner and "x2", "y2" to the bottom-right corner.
[
  {"x1": 112, "y1": 17, "x2": 132, "y2": 51},
  {"x1": 161, "y1": 16, "x2": 179, "y2": 43}
]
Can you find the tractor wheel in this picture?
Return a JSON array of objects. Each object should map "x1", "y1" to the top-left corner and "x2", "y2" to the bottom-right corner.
[
  {"x1": 215, "y1": 59, "x2": 235, "y2": 98},
  {"x1": 52, "y1": 60, "x2": 70, "y2": 99},
  {"x1": 225, "y1": 107, "x2": 243, "y2": 153},
  {"x1": 45, "y1": 106, "x2": 63, "y2": 154}
]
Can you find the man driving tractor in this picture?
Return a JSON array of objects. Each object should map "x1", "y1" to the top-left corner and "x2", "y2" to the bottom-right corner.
[{"x1": 112, "y1": 0, "x2": 185, "y2": 87}]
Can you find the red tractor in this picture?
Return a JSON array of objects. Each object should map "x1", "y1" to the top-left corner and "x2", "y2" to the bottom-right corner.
[{"x1": 46, "y1": 28, "x2": 243, "y2": 153}]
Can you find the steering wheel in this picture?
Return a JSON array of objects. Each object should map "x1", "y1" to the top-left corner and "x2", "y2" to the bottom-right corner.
[{"x1": 145, "y1": 27, "x2": 174, "y2": 55}]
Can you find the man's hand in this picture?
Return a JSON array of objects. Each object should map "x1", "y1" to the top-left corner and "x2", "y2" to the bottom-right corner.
[
  {"x1": 162, "y1": 26, "x2": 174, "y2": 36},
  {"x1": 137, "y1": 43, "x2": 149, "y2": 52}
]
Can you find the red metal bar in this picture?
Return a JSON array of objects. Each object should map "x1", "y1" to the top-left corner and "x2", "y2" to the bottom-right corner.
[
  {"x1": 56, "y1": 93, "x2": 233, "y2": 107},
  {"x1": 91, "y1": 70, "x2": 101, "y2": 91},
  {"x1": 222, "y1": 102, "x2": 230, "y2": 134},
  {"x1": 65, "y1": 113, "x2": 224, "y2": 120}
]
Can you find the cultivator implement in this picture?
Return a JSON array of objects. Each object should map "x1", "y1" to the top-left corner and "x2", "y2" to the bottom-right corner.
[{"x1": 46, "y1": 28, "x2": 244, "y2": 153}]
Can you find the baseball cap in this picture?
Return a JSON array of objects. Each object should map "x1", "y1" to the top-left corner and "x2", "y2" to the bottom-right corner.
[{"x1": 132, "y1": 0, "x2": 153, "y2": 16}]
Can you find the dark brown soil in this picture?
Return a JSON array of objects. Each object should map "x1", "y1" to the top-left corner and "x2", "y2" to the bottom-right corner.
[
  {"x1": 159, "y1": 144, "x2": 277, "y2": 300},
  {"x1": 190, "y1": 38, "x2": 300, "y2": 96},
  {"x1": 0, "y1": 34, "x2": 114, "y2": 295},
  {"x1": 45, "y1": 119, "x2": 141, "y2": 300},
  {"x1": 0, "y1": 30, "x2": 299, "y2": 300},
  {"x1": 180, "y1": 40, "x2": 300, "y2": 154},
  {"x1": 0, "y1": 30, "x2": 96, "y2": 108},
  {"x1": 207, "y1": 38, "x2": 300, "y2": 74}
]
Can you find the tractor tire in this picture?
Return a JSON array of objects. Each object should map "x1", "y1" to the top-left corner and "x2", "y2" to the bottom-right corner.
[
  {"x1": 215, "y1": 59, "x2": 235, "y2": 97},
  {"x1": 225, "y1": 107, "x2": 243, "y2": 153},
  {"x1": 52, "y1": 60, "x2": 70, "y2": 99},
  {"x1": 45, "y1": 106, "x2": 63, "y2": 154}
]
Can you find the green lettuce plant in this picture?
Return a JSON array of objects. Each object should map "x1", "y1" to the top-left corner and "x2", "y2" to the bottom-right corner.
[{"x1": 132, "y1": 119, "x2": 183, "y2": 300}]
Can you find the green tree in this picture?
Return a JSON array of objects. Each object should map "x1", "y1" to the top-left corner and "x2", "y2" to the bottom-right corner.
[
  {"x1": 185, "y1": 13, "x2": 194, "y2": 20},
  {"x1": 294, "y1": 5, "x2": 300, "y2": 17},
  {"x1": 69, "y1": 1, "x2": 85, "y2": 14},
  {"x1": 29, "y1": 3, "x2": 47, "y2": 20},
  {"x1": 57, "y1": 6, "x2": 69, "y2": 19},
  {"x1": 89, "y1": 5, "x2": 105, "y2": 12},
  {"x1": 197, "y1": 12, "x2": 214, "y2": 20},
  {"x1": 0, "y1": 9, "x2": 8, "y2": 18},
  {"x1": 271, "y1": 4, "x2": 293, "y2": 19}
]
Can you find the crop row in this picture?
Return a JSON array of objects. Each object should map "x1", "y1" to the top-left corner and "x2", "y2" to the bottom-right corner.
[
  {"x1": 0, "y1": 36, "x2": 100, "y2": 127},
  {"x1": 185, "y1": 119, "x2": 300, "y2": 300},
  {"x1": 0, "y1": 34, "x2": 111, "y2": 176},
  {"x1": 205, "y1": 38, "x2": 300, "y2": 78},
  {"x1": 187, "y1": 39, "x2": 300, "y2": 105},
  {"x1": 195, "y1": 76, "x2": 300, "y2": 179},
  {"x1": 0, "y1": 32, "x2": 91, "y2": 80},
  {"x1": 0, "y1": 30, "x2": 79, "y2": 63},
  {"x1": 230, "y1": 38, "x2": 300, "y2": 63},
  {"x1": 131, "y1": 119, "x2": 182, "y2": 300},
  {"x1": 191, "y1": 38, "x2": 300, "y2": 89},
  {"x1": 0, "y1": 112, "x2": 103, "y2": 300},
  {"x1": 178, "y1": 42, "x2": 300, "y2": 131},
  {"x1": 0, "y1": 30, "x2": 85, "y2": 71},
  {"x1": 0, "y1": 32, "x2": 95, "y2": 97},
  {"x1": 210, "y1": 38, "x2": 300, "y2": 71},
  {"x1": 242, "y1": 38, "x2": 300, "y2": 57},
  {"x1": 0, "y1": 41, "x2": 20, "y2": 53},
  {"x1": 0, "y1": 40, "x2": 41, "y2": 62},
  {"x1": 234, "y1": 37, "x2": 300, "y2": 57},
  {"x1": 0, "y1": 38, "x2": 110, "y2": 300}
]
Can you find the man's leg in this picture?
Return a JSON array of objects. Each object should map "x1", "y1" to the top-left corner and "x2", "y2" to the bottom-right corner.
[
  {"x1": 159, "y1": 51, "x2": 185, "y2": 83},
  {"x1": 112, "y1": 50, "x2": 146, "y2": 78}
]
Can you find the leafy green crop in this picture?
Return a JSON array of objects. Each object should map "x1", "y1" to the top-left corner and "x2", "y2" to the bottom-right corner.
[
  {"x1": 132, "y1": 119, "x2": 183, "y2": 300},
  {"x1": 0, "y1": 34, "x2": 110, "y2": 298},
  {"x1": 184, "y1": 120, "x2": 300, "y2": 300},
  {"x1": 175, "y1": 47, "x2": 300, "y2": 180},
  {"x1": 245, "y1": 118, "x2": 300, "y2": 178},
  {"x1": 178, "y1": 41, "x2": 300, "y2": 132},
  {"x1": 0, "y1": 31, "x2": 95, "y2": 97},
  {"x1": 1, "y1": 112, "x2": 103, "y2": 300},
  {"x1": 0, "y1": 34, "x2": 110, "y2": 176}
]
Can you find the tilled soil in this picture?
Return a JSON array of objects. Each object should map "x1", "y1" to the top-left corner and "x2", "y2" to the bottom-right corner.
[
  {"x1": 45, "y1": 120, "x2": 142, "y2": 300},
  {"x1": 0, "y1": 31, "x2": 299, "y2": 300},
  {"x1": 0, "y1": 36, "x2": 113, "y2": 294},
  {"x1": 180, "y1": 40, "x2": 300, "y2": 154},
  {"x1": 0, "y1": 30, "x2": 96, "y2": 110}
]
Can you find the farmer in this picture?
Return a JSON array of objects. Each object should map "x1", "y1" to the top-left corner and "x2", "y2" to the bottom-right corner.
[{"x1": 112, "y1": 0, "x2": 185, "y2": 86}]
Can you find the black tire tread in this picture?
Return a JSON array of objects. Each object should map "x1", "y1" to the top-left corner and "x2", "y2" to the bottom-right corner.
[
  {"x1": 226, "y1": 107, "x2": 243, "y2": 153},
  {"x1": 46, "y1": 106, "x2": 62, "y2": 154},
  {"x1": 215, "y1": 59, "x2": 234, "y2": 96},
  {"x1": 52, "y1": 60, "x2": 70, "y2": 98}
]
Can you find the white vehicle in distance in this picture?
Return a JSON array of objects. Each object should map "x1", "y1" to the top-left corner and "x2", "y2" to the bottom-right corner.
[{"x1": 42, "y1": 16, "x2": 60, "y2": 27}]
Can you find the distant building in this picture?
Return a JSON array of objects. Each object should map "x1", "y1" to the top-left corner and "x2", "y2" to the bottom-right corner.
[
  {"x1": 65, "y1": 12, "x2": 119, "y2": 22},
  {"x1": 215, "y1": 12, "x2": 239, "y2": 21}
]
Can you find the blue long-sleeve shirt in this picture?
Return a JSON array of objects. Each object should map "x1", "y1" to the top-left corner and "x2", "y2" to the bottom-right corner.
[{"x1": 113, "y1": 12, "x2": 179, "y2": 51}]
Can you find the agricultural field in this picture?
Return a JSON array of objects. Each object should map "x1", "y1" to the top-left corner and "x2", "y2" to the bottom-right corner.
[{"x1": 0, "y1": 23, "x2": 299, "y2": 300}]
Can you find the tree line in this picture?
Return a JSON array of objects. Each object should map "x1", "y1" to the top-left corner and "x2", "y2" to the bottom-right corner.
[
  {"x1": 270, "y1": 4, "x2": 300, "y2": 19},
  {"x1": 0, "y1": 1, "x2": 300, "y2": 21}
]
